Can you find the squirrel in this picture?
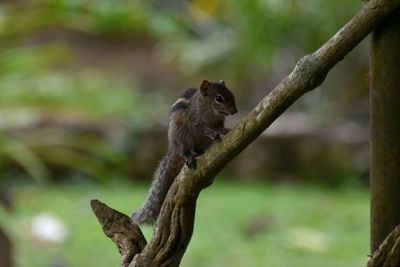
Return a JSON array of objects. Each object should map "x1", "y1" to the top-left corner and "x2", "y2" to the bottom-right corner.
[{"x1": 131, "y1": 80, "x2": 237, "y2": 225}]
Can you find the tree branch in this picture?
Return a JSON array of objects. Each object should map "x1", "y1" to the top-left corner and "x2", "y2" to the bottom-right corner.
[
  {"x1": 90, "y1": 200, "x2": 147, "y2": 267},
  {"x1": 367, "y1": 225, "x2": 400, "y2": 267},
  {"x1": 91, "y1": 0, "x2": 400, "y2": 266}
]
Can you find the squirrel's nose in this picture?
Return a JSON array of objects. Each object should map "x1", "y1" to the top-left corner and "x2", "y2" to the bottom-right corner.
[{"x1": 231, "y1": 107, "x2": 238, "y2": 114}]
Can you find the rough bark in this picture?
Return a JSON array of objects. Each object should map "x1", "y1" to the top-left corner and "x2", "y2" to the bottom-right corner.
[
  {"x1": 91, "y1": 0, "x2": 400, "y2": 266},
  {"x1": 91, "y1": 200, "x2": 147, "y2": 267},
  {"x1": 370, "y1": 7, "x2": 400, "y2": 253},
  {"x1": 367, "y1": 225, "x2": 400, "y2": 267}
]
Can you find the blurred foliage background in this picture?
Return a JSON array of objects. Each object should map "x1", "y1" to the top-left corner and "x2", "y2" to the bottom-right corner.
[{"x1": 0, "y1": 0, "x2": 371, "y2": 266}]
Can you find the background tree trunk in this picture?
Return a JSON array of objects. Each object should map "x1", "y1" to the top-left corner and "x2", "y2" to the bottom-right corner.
[
  {"x1": 0, "y1": 228, "x2": 12, "y2": 267},
  {"x1": 0, "y1": 187, "x2": 13, "y2": 267},
  {"x1": 370, "y1": 7, "x2": 400, "y2": 253}
]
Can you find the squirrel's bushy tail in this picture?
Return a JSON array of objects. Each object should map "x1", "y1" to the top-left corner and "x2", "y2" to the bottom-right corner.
[{"x1": 132, "y1": 151, "x2": 185, "y2": 225}]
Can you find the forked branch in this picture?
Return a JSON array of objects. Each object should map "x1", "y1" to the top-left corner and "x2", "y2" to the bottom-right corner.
[
  {"x1": 91, "y1": 0, "x2": 400, "y2": 266},
  {"x1": 91, "y1": 200, "x2": 147, "y2": 267}
]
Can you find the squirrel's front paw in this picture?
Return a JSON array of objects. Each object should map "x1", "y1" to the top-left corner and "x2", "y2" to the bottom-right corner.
[
  {"x1": 209, "y1": 132, "x2": 222, "y2": 142},
  {"x1": 186, "y1": 158, "x2": 197, "y2": 170},
  {"x1": 219, "y1": 127, "x2": 230, "y2": 135}
]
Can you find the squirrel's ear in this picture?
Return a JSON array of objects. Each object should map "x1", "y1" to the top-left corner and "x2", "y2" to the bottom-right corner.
[
  {"x1": 200, "y1": 80, "x2": 210, "y2": 96},
  {"x1": 219, "y1": 80, "x2": 225, "y2": 86}
]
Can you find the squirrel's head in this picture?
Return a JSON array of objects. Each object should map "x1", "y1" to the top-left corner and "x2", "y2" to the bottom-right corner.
[{"x1": 200, "y1": 80, "x2": 238, "y2": 116}]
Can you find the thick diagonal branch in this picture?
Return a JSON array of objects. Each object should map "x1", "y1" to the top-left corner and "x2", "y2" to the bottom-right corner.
[{"x1": 92, "y1": 0, "x2": 400, "y2": 266}]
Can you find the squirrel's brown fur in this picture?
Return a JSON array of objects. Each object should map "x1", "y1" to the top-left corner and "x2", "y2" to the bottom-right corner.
[{"x1": 131, "y1": 80, "x2": 237, "y2": 225}]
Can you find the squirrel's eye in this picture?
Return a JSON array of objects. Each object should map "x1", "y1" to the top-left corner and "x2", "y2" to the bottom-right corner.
[{"x1": 215, "y1": 95, "x2": 224, "y2": 103}]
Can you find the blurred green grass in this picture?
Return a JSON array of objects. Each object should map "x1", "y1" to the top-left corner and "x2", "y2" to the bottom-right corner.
[{"x1": 11, "y1": 181, "x2": 369, "y2": 267}]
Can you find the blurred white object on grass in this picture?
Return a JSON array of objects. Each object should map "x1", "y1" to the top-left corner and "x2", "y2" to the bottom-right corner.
[{"x1": 30, "y1": 213, "x2": 68, "y2": 244}]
